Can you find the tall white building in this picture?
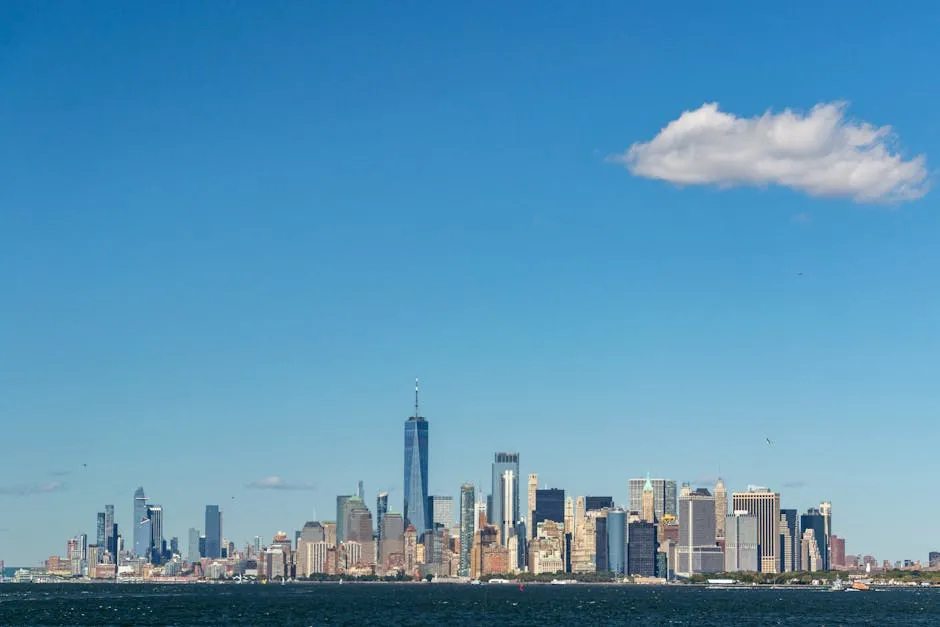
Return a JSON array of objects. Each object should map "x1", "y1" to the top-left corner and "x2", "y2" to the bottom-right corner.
[
  {"x1": 501, "y1": 469, "x2": 515, "y2": 544},
  {"x1": 725, "y1": 511, "x2": 759, "y2": 572}
]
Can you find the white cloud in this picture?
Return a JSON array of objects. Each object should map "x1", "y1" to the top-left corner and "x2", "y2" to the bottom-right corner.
[
  {"x1": 247, "y1": 475, "x2": 316, "y2": 491},
  {"x1": 0, "y1": 481, "x2": 64, "y2": 496},
  {"x1": 611, "y1": 102, "x2": 929, "y2": 203}
]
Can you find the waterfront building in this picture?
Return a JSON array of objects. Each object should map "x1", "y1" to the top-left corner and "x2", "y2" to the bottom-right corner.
[
  {"x1": 404, "y1": 380, "x2": 430, "y2": 535},
  {"x1": 779, "y1": 509, "x2": 800, "y2": 572},
  {"x1": 628, "y1": 520, "x2": 657, "y2": 576},
  {"x1": 380, "y1": 512, "x2": 405, "y2": 568},
  {"x1": 607, "y1": 508, "x2": 626, "y2": 575},
  {"x1": 801, "y1": 508, "x2": 828, "y2": 571},
  {"x1": 714, "y1": 478, "x2": 727, "y2": 540},
  {"x1": 830, "y1": 535, "x2": 845, "y2": 569},
  {"x1": 731, "y1": 487, "x2": 781, "y2": 573},
  {"x1": 677, "y1": 488, "x2": 723, "y2": 575},
  {"x1": 802, "y1": 529, "x2": 822, "y2": 571},
  {"x1": 725, "y1": 511, "x2": 759, "y2": 572}
]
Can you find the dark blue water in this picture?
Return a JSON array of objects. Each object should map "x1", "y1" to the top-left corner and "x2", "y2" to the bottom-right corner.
[{"x1": 1, "y1": 583, "x2": 937, "y2": 625}]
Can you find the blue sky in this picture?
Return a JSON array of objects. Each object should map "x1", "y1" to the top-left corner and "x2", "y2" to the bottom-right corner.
[{"x1": 1, "y1": 1, "x2": 938, "y2": 566}]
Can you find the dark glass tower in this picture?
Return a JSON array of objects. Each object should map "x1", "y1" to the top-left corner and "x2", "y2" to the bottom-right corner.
[
  {"x1": 801, "y1": 508, "x2": 828, "y2": 570},
  {"x1": 532, "y1": 488, "x2": 565, "y2": 534},
  {"x1": 205, "y1": 505, "x2": 222, "y2": 559},
  {"x1": 403, "y1": 379, "x2": 430, "y2": 535}
]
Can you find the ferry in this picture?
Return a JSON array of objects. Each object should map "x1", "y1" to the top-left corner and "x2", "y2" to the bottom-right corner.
[{"x1": 550, "y1": 579, "x2": 576, "y2": 585}]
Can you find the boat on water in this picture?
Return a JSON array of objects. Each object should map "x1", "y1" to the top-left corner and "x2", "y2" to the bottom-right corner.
[
  {"x1": 851, "y1": 581, "x2": 871, "y2": 591},
  {"x1": 830, "y1": 578, "x2": 844, "y2": 592}
]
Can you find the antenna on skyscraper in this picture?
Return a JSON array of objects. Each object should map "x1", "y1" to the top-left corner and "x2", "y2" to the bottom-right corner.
[{"x1": 414, "y1": 377, "x2": 420, "y2": 419}]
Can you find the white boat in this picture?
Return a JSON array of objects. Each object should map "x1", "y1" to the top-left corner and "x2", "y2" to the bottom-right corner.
[{"x1": 830, "y1": 578, "x2": 844, "y2": 591}]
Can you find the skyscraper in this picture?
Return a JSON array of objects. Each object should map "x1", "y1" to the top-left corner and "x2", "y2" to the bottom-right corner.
[
  {"x1": 532, "y1": 488, "x2": 565, "y2": 535},
  {"x1": 403, "y1": 379, "x2": 430, "y2": 535},
  {"x1": 429, "y1": 495, "x2": 454, "y2": 529},
  {"x1": 629, "y1": 478, "x2": 677, "y2": 520},
  {"x1": 731, "y1": 487, "x2": 780, "y2": 573},
  {"x1": 96, "y1": 512, "x2": 106, "y2": 557},
  {"x1": 527, "y1": 473, "x2": 538, "y2": 531},
  {"x1": 147, "y1": 505, "x2": 164, "y2": 564},
  {"x1": 104, "y1": 504, "x2": 115, "y2": 557},
  {"x1": 336, "y1": 495, "x2": 352, "y2": 542},
  {"x1": 779, "y1": 508, "x2": 800, "y2": 572},
  {"x1": 607, "y1": 508, "x2": 627, "y2": 575},
  {"x1": 188, "y1": 528, "x2": 201, "y2": 563},
  {"x1": 819, "y1": 501, "x2": 832, "y2": 569},
  {"x1": 500, "y1": 469, "x2": 516, "y2": 545},
  {"x1": 376, "y1": 492, "x2": 389, "y2": 536},
  {"x1": 725, "y1": 511, "x2": 759, "y2": 572},
  {"x1": 491, "y1": 452, "x2": 520, "y2": 545},
  {"x1": 801, "y1": 508, "x2": 828, "y2": 571},
  {"x1": 459, "y1": 483, "x2": 475, "y2": 577},
  {"x1": 714, "y1": 478, "x2": 727, "y2": 540},
  {"x1": 133, "y1": 487, "x2": 149, "y2": 557},
  {"x1": 205, "y1": 505, "x2": 222, "y2": 559},
  {"x1": 628, "y1": 521, "x2": 658, "y2": 576},
  {"x1": 379, "y1": 513, "x2": 404, "y2": 567},
  {"x1": 677, "y1": 488, "x2": 723, "y2": 575},
  {"x1": 641, "y1": 475, "x2": 655, "y2": 523}
]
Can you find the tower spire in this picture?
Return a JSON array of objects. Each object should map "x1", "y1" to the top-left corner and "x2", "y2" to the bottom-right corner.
[{"x1": 414, "y1": 377, "x2": 420, "y2": 419}]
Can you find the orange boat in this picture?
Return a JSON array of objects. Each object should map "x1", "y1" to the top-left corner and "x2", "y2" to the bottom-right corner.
[{"x1": 851, "y1": 581, "x2": 870, "y2": 591}]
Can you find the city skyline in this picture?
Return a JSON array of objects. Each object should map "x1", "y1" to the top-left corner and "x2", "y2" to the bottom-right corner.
[
  {"x1": 3, "y1": 2, "x2": 939, "y2": 568},
  {"x1": 0, "y1": 380, "x2": 928, "y2": 566}
]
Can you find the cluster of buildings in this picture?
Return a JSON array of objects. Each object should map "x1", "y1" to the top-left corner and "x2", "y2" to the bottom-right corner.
[{"x1": 9, "y1": 384, "x2": 929, "y2": 581}]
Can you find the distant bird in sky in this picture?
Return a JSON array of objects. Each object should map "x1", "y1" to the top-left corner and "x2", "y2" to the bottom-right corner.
[
  {"x1": 766, "y1": 437, "x2": 773, "y2": 446},
  {"x1": 797, "y1": 272, "x2": 803, "y2": 276}
]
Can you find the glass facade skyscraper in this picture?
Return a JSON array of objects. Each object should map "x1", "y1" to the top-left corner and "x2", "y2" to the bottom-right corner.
[
  {"x1": 205, "y1": 505, "x2": 222, "y2": 559},
  {"x1": 104, "y1": 505, "x2": 115, "y2": 557},
  {"x1": 459, "y1": 483, "x2": 475, "y2": 577},
  {"x1": 533, "y1": 488, "x2": 565, "y2": 533},
  {"x1": 801, "y1": 508, "x2": 828, "y2": 571},
  {"x1": 607, "y1": 509, "x2": 626, "y2": 574},
  {"x1": 133, "y1": 487, "x2": 149, "y2": 557},
  {"x1": 403, "y1": 382, "x2": 430, "y2": 535}
]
